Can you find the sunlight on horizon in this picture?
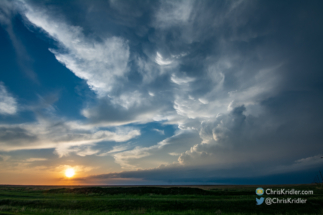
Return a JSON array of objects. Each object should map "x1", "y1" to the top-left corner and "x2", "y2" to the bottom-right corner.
[{"x1": 65, "y1": 168, "x2": 75, "y2": 178}]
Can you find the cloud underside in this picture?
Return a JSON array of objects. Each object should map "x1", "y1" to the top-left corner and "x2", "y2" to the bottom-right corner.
[
  {"x1": 75, "y1": 154, "x2": 323, "y2": 184},
  {"x1": 0, "y1": 0, "x2": 322, "y2": 179}
]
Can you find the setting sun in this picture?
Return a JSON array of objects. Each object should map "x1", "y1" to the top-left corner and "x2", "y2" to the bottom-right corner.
[{"x1": 65, "y1": 168, "x2": 75, "y2": 178}]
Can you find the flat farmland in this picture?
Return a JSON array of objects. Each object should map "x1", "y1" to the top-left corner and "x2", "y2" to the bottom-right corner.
[{"x1": 0, "y1": 184, "x2": 322, "y2": 215}]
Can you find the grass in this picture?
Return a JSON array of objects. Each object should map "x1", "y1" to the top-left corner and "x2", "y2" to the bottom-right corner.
[{"x1": 0, "y1": 184, "x2": 322, "y2": 214}]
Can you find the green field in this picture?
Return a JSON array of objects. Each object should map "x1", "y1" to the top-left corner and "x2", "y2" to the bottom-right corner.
[{"x1": 0, "y1": 184, "x2": 322, "y2": 215}]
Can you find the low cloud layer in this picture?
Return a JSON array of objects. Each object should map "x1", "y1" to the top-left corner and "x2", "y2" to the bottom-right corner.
[{"x1": 74, "y1": 154, "x2": 323, "y2": 185}]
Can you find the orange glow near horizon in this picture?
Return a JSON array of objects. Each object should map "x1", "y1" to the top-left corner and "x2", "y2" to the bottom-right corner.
[{"x1": 65, "y1": 168, "x2": 75, "y2": 178}]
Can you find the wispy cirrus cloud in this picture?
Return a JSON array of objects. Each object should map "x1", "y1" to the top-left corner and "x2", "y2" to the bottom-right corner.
[
  {"x1": 0, "y1": 116, "x2": 140, "y2": 157},
  {"x1": 25, "y1": 158, "x2": 47, "y2": 162},
  {"x1": 153, "y1": 128, "x2": 164, "y2": 135},
  {"x1": 0, "y1": 82, "x2": 17, "y2": 115},
  {"x1": 23, "y1": 3, "x2": 130, "y2": 97}
]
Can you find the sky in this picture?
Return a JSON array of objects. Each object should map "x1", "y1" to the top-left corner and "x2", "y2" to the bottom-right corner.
[{"x1": 0, "y1": 0, "x2": 322, "y2": 185}]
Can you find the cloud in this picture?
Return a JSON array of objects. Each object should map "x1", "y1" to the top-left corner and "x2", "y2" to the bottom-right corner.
[
  {"x1": 271, "y1": 155, "x2": 323, "y2": 175},
  {"x1": 112, "y1": 130, "x2": 200, "y2": 170},
  {"x1": 155, "y1": 52, "x2": 173, "y2": 66},
  {"x1": 51, "y1": 125, "x2": 141, "y2": 157},
  {"x1": 0, "y1": 0, "x2": 13, "y2": 26},
  {"x1": 97, "y1": 144, "x2": 130, "y2": 156},
  {"x1": 136, "y1": 56, "x2": 162, "y2": 83},
  {"x1": 170, "y1": 74, "x2": 195, "y2": 85},
  {"x1": 169, "y1": 152, "x2": 180, "y2": 156},
  {"x1": 0, "y1": 116, "x2": 141, "y2": 157},
  {"x1": 73, "y1": 153, "x2": 323, "y2": 185},
  {"x1": 152, "y1": 128, "x2": 164, "y2": 135},
  {"x1": 3, "y1": 0, "x2": 322, "y2": 184},
  {"x1": 25, "y1": 158, "x2": 47, "y2": 162},
  {"x1": 0, "y1": 1, "x2": 39, "y2": 82},
  {"x1": 81, "y1": 94, "x2": 174, "y2": 126},
  {"x1": 55, "y1": 164, "x2": 94, "y2": 177},
  {"x1": 0, "y1": 82, "x2": 17, "y2": 115},
  {"x1": 0, "y1": 154, "x2": 11, "y2": 162},
  {"x1": 74, "y1": 155, "x2": 323, "y2": 185},
  {"x1": 66, "y1": 146, "x2": 99, "y2": 157},
  {"x1": 177, "y1": 102, "x2": 323, "y2": 169},
  {"x1": 154, "y1": 0, "x2": 194, "y2": 28},
  {"x1": 0, "y1": 126, "x2": 38, "y2": 146},
  {"x1": 23, "y1": 2, "x2": 130, "y2": 97},
  {"x1": 113, "y1": 146, "x2": 152, "y2": 169},
  {"x1": 21, "y1": 2, "x2": 180, "y2": 127}
]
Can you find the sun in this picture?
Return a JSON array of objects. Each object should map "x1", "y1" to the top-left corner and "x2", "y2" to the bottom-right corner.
[{"x1": 65, "y1": 168, "x2": 75, "y2": 178}]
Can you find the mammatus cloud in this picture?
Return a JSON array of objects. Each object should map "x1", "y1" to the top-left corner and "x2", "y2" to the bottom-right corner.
[{"x1": 0, "y1": 83, "x2": 17, "y2": 115}]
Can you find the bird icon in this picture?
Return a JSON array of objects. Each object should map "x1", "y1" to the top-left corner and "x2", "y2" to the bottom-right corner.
[{"x1": 256, "y1": 197, "x2": 264, "y2": 205}]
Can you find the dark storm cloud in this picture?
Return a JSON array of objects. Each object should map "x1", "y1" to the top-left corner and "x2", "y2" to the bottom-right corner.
[
  {"x1": 76, "y1": 154, "x2": 323, "y2": 184},
  {"x1": 178, "y1": 103, "x2": 323, "y2": 166}
]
